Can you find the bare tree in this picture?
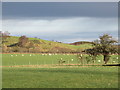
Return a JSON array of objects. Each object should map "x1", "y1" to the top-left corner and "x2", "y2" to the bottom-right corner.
[{"x1": 18, "y1": 36, "x2": 29, "y2": 47}]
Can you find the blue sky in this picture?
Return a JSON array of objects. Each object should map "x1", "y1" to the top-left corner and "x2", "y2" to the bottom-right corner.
[{"x1": 2, "y1": 2, "x2": 118, "y2": 43}]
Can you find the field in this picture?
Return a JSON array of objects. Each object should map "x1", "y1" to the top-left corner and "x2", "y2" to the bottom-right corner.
[
  {"x1": 2, "y1": 53, "x2": 119, "y2": 66},
  {"x1": 2, "y1": 54, "x2": 119, "y2": 88}
]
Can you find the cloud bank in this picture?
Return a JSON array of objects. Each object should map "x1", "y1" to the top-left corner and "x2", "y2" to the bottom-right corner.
[{"x1": 2, "y1": 17, "x2": 118, "y2": 43}]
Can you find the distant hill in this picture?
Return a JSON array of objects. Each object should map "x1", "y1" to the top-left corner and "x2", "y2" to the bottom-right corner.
[
  {"x1": 70, "y1": 41, "x2": 93, "y2": 45},
  {"x1": 2, "y1": 36, "x2": 92, "y2": 53}
]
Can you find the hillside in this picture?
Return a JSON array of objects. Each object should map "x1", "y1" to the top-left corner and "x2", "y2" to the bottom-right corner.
[
  {"x1": 70, "y1": 41, "x2": 93, "y2": 45},
  {"x1": 2, "y1": 36, "x2": 92, "y2": 53}
]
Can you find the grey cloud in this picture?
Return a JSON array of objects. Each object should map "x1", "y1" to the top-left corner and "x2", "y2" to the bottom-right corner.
[
  {"x1": 2, "y1": 17, "x2": 118, "y2": 43},
  {"x1": 3, "y1": 2, "x2": 118, "y2": 19}
]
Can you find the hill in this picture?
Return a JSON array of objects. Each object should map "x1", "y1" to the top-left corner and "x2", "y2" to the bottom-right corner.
[
  {"x1": 70, "y1": 41, "x2": 93, "y2": 45},
  {"x1": 2, "y1": 36, "x2": 92, "y2": 53}
]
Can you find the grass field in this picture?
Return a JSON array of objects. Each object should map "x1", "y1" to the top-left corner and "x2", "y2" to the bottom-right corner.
[
  {"x1": 2, "y1": 54, "x2": 119, "y2": 66},
  {"x1": 2, "y1": 67, "x2": 119, "y2": 88},
  {"x1": 2, "y1": 54, "x2": 119, "y2": 88}
]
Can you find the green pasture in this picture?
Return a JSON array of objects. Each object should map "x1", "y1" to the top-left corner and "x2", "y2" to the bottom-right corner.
[
  {"x1": 2, "y1": 67, "x2": 119, "y2": 88},
  {"x1": 2, "y1": 54, "x2": 119, "y2": 66},
  {"x1": 2, "y1": 54, "x2": 119, "y2": 88}
]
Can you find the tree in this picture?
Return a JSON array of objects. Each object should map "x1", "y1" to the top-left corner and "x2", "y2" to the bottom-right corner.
[
  {"x1": 18, "y1": 36, "x2": 29, "y2": 47},
  {"x1": 1, "y1": 31, "x2": 10, "y2": 43},
  {"x1": 85, "y1": 34, "x2": 118, "y2": 64}
]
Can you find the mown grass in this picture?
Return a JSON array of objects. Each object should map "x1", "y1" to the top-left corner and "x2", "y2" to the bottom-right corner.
[{"x1": 2, "y1": 67, "x2": 118, "y2": 88}]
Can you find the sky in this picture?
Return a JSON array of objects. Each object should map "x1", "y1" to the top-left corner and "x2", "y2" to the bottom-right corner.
[{"x1": 2, "y1": 2, "x2": 118, "y2": 43}]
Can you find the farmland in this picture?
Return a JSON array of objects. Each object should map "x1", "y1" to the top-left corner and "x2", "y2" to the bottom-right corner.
[
  {"x1": 2, "y1": 67, "x2": 118, "y2": 88},
  {"x1": 1, "y1": 2, "x2": 119, "y2": 88},
  {"x1": 2, "y1": 54, "x2": 119, "y2": 88},
  {"x1": 1, "y1": 35, "x2": 119, "y2": 88},
  {"x1": 2, "y1": 53, "x2": 119, "y2": 66}
]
